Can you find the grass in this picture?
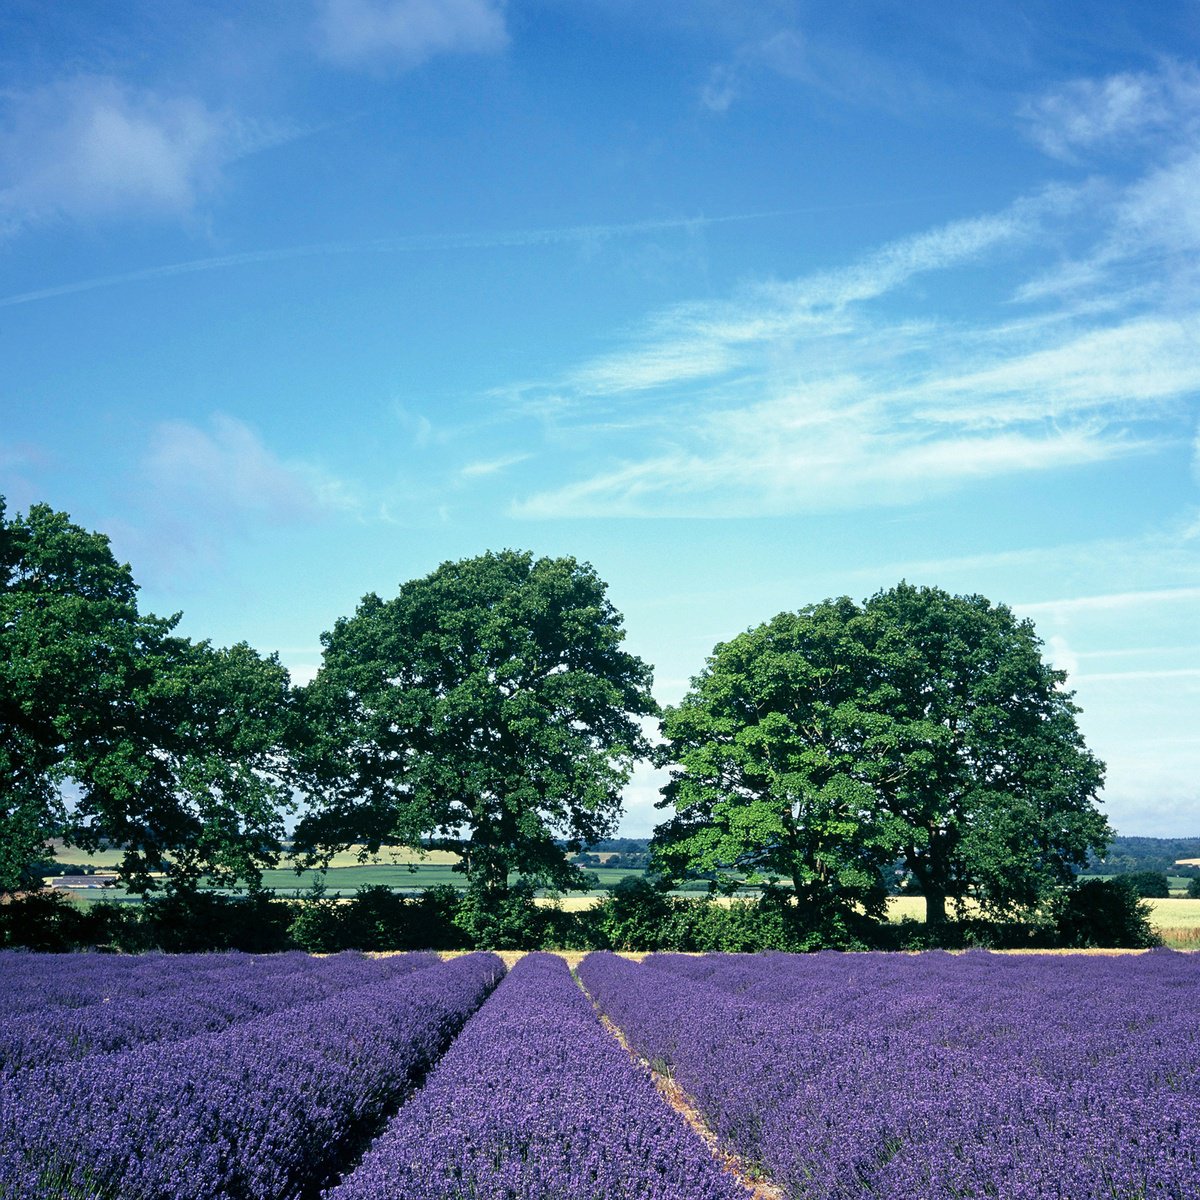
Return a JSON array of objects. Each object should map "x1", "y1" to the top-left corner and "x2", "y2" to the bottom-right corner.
[
  {"x1": 47, "y1": 840, "x2": 462, "y2": 871},
  {"x1": 50, "y1": 839, "x2": 646, "y2": 903},
  {"x1": 1147, "y1": 897, "x2": 1200, "y2": 949}
]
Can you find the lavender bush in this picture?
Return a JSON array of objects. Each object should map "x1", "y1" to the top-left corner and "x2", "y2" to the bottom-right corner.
[
  {"x1": 0, "y1": 952, "x2": 503, "y2": 1200},
  {"x1": 326, "y1": 953, "x2": 745, "y2": 1200},
  {"x1": 0, "y1": 949, "x2": 249, "y2": 1018},
  {"x1": 0, "y1": 950, "x2": 439, "y2": 1074},
  {"x1": 579, "y1": 950, "x2": 1200, "y2": 1200}
]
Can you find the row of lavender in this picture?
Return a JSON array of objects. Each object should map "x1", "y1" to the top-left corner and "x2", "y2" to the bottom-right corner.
[
  {"x1": 579, "y1": 949, "x2": 1200, "y2": 1200},
  {"x1": 326, "y1": 953, "x2": 744, "y2": 1200},
  {"x1": 1, "y1": 949, "x2": 266, "y2": 1017},
  {"x1": 0, "y1": 948, "x2": 431, "y2": 1019},
  {"x1": 0, "y1": 950, "x2": 441, "y2": 1074},
  {"x1": 0, "y1": 952, "x2": 504, "y2": 1200}
]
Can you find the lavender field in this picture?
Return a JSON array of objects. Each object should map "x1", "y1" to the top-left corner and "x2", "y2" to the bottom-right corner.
[
  {"x1": 1, "y1": 948, "x2": 1197, "y2": 1200},
  {"x1": 581, "y1": 951, "x2": 1200, "y2": 1200}
]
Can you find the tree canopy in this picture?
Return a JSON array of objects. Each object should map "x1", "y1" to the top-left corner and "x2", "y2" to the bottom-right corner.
[
  {"x1": 653, "y1": 597, "x2": 897, "y2": 930},
  {"x1": 293, "y1": 550, "x2": 657, "y2": 904},
  {"x1": 653, "y1": 582, "x2": 1110, "y2": 924},
  {"x1": 0, "y1": 498, "x2": 296, "y2": 894}
]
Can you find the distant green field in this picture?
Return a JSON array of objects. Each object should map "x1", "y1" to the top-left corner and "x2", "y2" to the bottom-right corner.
[
  {"x1": 249, "y1": 863, "x2": 464, "y2": 894},
  {"x1": 47, "y1": 840, "x2": 462, "y2": 871},
  {"x1": 57, "y1": 859, "x2": 651, "y2": 904}
]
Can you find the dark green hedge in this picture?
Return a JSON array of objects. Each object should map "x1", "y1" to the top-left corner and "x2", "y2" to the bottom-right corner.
[{"x1": 0, "y1": 873, "x2": 1162, "y2": 954}]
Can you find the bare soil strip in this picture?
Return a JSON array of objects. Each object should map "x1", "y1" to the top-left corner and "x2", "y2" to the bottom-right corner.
[{"x1": 573, "y1": 972, "x2": 787, "y2": 1200}]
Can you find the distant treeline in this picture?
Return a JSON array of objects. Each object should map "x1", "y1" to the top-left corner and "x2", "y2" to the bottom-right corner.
[
  {"x1": 1084, "y1": 836, "x2": 1200, "y2": 877},
  {"x1": 569, "y1": 838, "x2": 651, "y2": 871},
  {"x1": 574, "y1": 836, "x2": 1200, "y2": 888},
  {"x1": 0, "y1": 876, "x2": 1165, "y2": 956}
]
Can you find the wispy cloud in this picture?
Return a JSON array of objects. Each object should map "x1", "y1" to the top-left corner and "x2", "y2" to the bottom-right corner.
[
  {"x1": 535, "y1": 204, "x2": 1041, "y2": 406},
  {"x1": 1020, "y1": 62, "x2": 1200, "y2": 161},
  {"x1": 143, "y1": 414, "x2": 355, "y2": 523},
  {"x1": 699, "y1": 25, "x2": 938, "y2": 118},
  {"x1": 514, "y1": 421, "x2": 1128, "y2": 520},
  {"x1": 0, "y1": 211, "x2": 775, "y2": 308},
  {"x1": 458, "y1": 453, "x2": 529, "y2": 478},
  {"x1": 0, "y1": 77, "x2": 241, "y2": 238},
  {"x1": 506, "y1": 64, "x2": 1200, "y2": 521},
  {"x1": 314, "y1": 0, "x2": 507, "y2": 71},
  {"x1": 1015, "y1": 586, "x2": 1200, "y2": 619},
  {"x1": 903, "y1": 315, "x2": 1200, "y2": 425}
]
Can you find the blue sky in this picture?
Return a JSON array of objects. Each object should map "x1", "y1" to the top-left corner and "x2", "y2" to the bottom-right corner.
[{"x1": 2, "y1": 0, "x2": 1198, "y2": 838}]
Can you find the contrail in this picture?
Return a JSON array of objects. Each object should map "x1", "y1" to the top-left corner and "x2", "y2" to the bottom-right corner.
[{"x1": 0, "y1": 212, "x2": 781, "y2": 309}]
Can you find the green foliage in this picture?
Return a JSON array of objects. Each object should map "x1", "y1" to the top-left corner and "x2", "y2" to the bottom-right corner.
[
  {"x1": 0, "y1": 892, "x2": 292, "y2": 953},
  {"x1": 654, "y1": 583, "x2": 1110, "y2": 926},
  {"x1": 1050, "y1": 879, "x2": 1161, "y2": 949},
  {"x1": 1122, "y1": 870, "x2": 1172, "y2": 898},
  {"x1": 453, "y1": 879, "x2": 548, "y2": 949},
  {"x1": 285, "y1": 882, "x2": 345, "y2": 952},
  {"x1": 564, "y1": 883, "x2": 873, "y2": 953},
  {"x1": 1188, "y1": 876, "x2": 1200, "y2": 899},
  {"x1": 1, "y1": 498, "x2": 140, "y2": 892},
  {"x1": 287, "y1": 884, "x2": 468, "y2": 953},
  {"x1": 0, "y1": 497, "x2": 297, "y2": 896},
  {"x1": 139, "y1": 891, "x2": 293, "y2": 953},
  {"x1": 293, "y1": 550, "x2": 657, "y2": 915},
  {"x1": 595, "y1": 875, "x2": 673, "y2": 950},
  {"x1": 654, "y1": 598, "x2": 895, "y2": 927},
  {"x1": 1, "y1": 881, "x2": 1170, "y2": 952},
  {"x1": 332, "y1": 885, "x2": 415, "y2": 952},
  {"x1": 0, "y1": 890, "x2": 83, "y2": 950},
  {"x1": 856, "y1": 584, "x2": 1109, "y2": 921}
]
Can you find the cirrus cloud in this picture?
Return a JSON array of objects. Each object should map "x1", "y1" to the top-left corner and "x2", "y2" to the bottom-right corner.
[{"x1": 314, "y1": 0, "x2": 508, "y2": 71}]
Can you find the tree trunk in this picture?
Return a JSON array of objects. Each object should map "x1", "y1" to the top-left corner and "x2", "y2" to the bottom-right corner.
[{"x1": 906, "y1": 851, "x2": 948, "y2": 925}]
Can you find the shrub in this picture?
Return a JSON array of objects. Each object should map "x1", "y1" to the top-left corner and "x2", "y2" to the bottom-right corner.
[
  {"x1": 0, "y1": 889, "x2": 83, "y2": 950},
  {"x1": 1123, "y1": 870, "x2": 1172, "y2": 898},
  {"x1": 595, "y1": 877, "x2": 674, "y2": 950},
  {"x1": 402, "y1": 885, "x2": 467, "y2": 950},
  {"x1": 1051, "y1": 878, "x2": 1161, "y2": 949},
  {"x1": 336, "y1": 885, "x2": 413, "y2": 952},
  {"x1": 287, "y1": 887, "x2": 346, "y2": 953},
  {"x1": 1189, "y1": 876, "x2": 1200, "y2": 900},
  {"x1": 141, "y1": 891, "x2": 292, "y2": 953},
  {"x1": 454, "y1": 880, "x2": 548, "y2": 949},
  {"x1": 288, "y1": 885, "x2": 469, "y2": 952}
]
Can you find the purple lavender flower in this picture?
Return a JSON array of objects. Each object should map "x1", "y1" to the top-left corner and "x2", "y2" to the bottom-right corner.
[
  {"x1": 326, "y1": 953, "x2": 745, "y2": 1200},
  {"x1": 580, "y1": 949, "x2": 1200, "y2": 1200},
  {"x1": 0, "y1": 950, "x2": 440, "y2": 1074},
  {"x1": 0, "y1": 952, "x2": 503, "y2": 1200}
]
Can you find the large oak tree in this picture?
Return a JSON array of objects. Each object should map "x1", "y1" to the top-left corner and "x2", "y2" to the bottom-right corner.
[
  {"x1": 654, "y1": 583, "x2": 1109, "y2": 925},
  {"x1": 293, "y1": 550, "x2": 657, "y2": 906},
  {"x1": 0, "y1": 498, "x2": 296, "y2": 894}
]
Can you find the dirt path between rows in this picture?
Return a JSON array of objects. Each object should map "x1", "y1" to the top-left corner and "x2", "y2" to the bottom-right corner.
[{"x1": 572, "y1": 969, "x2": 787, "y2": 1200}]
